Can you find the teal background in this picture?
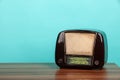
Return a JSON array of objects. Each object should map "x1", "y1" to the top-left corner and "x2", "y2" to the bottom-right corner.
[{"x1": 0, "y1": 0, "x2": 120, "y2": 66}]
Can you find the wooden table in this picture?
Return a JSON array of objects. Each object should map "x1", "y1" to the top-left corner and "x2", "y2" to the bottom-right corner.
[{"x1": 0, "y1": 63, "x2": 119, "y2": 80}]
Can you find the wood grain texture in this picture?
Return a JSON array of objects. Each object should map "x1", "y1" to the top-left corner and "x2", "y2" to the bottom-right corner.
[{"x1": 0, "y1": 63, "x2": 119, "y2": 80}]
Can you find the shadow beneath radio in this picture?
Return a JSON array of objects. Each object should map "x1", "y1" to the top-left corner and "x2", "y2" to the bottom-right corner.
[{"x1": 55, "y1": 68, "x2": 107, "y2": 80}]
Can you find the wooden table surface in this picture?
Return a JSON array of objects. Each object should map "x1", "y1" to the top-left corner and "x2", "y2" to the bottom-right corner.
[{"x1": 0, "y1": 63, "x2": 119, "y2": 80}]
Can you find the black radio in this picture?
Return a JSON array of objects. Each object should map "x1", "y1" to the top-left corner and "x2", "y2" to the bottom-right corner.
[{"x1": 55, "y1": 30, "x2": 107, "y2": 69}]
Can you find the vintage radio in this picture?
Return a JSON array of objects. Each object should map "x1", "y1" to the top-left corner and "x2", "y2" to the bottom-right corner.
[{"x1": 55, "y1": 30, "x2": 107, "y2": 69}]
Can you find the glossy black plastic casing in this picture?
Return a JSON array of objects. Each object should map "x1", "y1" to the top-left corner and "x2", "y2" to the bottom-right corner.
[{"x1": 55, "y1": 30, "x2": 107, "y2": 69}]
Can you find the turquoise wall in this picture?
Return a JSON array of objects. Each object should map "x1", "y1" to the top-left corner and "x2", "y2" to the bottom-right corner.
[{"x1": 0, "y1": 0, "x2": 120, "y2": 66}]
